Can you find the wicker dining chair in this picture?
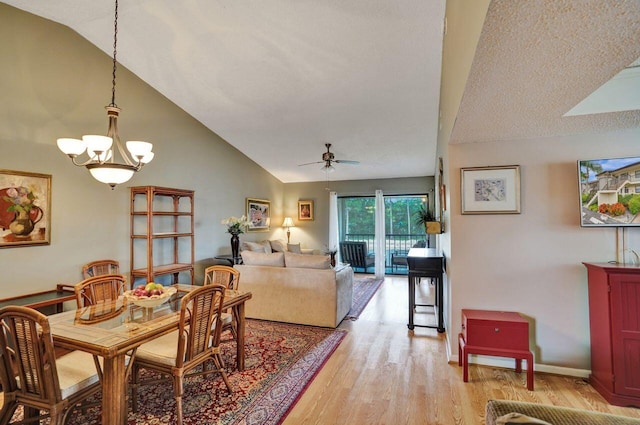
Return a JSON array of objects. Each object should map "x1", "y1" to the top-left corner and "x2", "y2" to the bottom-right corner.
[
  {"x1": 0, "y1": 305, "x2": 101, "y2": 425},
  {"x1": 203, "y1": 265, "x2": 240, "y2": 339},
  {"x1": 74, "y1": 274, "x2": 127, "y2": 308},
  {"x1": 131, "y1": 284, "x2": 232, "y2": 425},
  {"x1": 82, "y1": 259, "x2": 120, "y2": 279}
]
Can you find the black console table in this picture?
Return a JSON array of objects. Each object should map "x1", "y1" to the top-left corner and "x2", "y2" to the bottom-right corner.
[{"x1": 407, "y1": 248, "x2": 445, "y2": 333}]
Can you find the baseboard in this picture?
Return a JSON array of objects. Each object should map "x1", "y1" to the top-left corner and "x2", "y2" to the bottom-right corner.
[{"x1": 445, "y1": 335, "x2": 590, "y2": 379}]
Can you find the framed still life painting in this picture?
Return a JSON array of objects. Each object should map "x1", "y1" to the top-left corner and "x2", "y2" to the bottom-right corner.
[
  {"x1": 246, "y1": 198, "x2": 271, "y2": 232},
  {"x1": 0, "y1": 170, "x2": 52, "y2": 248}
]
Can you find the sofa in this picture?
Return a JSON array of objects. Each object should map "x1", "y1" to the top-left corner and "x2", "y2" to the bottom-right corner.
[
  {"x1": 485, "y1": 399, "x2": 640, "y2": 425},
  {"x1": 235, "y1": 250, "x2": 354, "y2": 328},
  {"x1": 241, "y1": 238, "x2": 320, "y2": 256}
]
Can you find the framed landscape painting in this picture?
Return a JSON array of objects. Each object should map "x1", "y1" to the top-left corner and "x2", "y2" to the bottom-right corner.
[
  {"x1": 246, "y1": 198, "x2": 270, "y2": 232},
  {"x1": 461, "y1": 165, "x2": 521, "y2": 214},
  {"x1": 0, "y1": 169, "x2": 52, "y2": 248}
]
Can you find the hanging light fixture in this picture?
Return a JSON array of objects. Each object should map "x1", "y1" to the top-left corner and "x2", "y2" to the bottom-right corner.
[{"x1": 57, "y1": 0, "x2": 153, "y2": 189}]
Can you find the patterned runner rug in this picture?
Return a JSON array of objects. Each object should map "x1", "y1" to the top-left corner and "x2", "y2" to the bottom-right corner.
[
  {"x1": 345, "y1": 276, "x2": 384, "y2": 320},
  {"x1": 57, "y1": 320, "x2": 346, "y2": 425}
]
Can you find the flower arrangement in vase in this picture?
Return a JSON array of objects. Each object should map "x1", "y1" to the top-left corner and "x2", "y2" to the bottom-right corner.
[{"x1": 221, "y1": 215, "x2": 251, "y2": 260}]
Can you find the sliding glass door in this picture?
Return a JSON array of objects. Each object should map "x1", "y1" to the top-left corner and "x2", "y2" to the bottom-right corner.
[{"x1": 337, "y1": 194, "x2": 429, "y2": 274}]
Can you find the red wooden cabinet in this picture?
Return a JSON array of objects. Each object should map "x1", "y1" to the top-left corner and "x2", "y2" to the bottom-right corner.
[
  {"x1": 458, "y1": 309, "x2": 534, "y2": 390},
  {"x1": 583, "y1": 263, "x2": 640, "y2": 407}
]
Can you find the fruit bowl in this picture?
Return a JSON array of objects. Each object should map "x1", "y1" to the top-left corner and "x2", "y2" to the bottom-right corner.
[{"x1": 123, "y1": 286, "x2": 177, "y2": 308}]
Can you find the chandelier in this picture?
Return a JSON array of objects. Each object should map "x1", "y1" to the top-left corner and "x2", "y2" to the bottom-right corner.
[{"x1": 57, "y1": 0, "x2": 153, "y2": 189}]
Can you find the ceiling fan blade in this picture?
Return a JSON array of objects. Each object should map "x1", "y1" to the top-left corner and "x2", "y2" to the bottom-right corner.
[
  {"x1": 334, "y1": 159, "x2": 360, "y2": 165},
  {"x1": 298, "y1": 161, "x2": 324, "y2": 166}
]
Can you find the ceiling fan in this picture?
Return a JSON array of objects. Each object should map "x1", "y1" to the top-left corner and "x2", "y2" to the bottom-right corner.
[{"x1": 298, "y1": 143, "x2": 360, "y2": 172}]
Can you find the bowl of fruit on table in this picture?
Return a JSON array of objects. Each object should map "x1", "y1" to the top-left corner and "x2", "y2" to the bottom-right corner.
[{"x1": 124, "y1": 283, "x2": 177, "y2": 308}]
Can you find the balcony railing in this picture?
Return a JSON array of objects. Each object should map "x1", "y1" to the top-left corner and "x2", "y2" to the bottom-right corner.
[{"x1": 342, "y1": 233, "x2": 428, "y2": 273}]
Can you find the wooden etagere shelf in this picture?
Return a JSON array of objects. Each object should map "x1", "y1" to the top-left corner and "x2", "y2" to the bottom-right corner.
[{"x1": 130, "y1": 186, "x2": 194, "y2": 288}]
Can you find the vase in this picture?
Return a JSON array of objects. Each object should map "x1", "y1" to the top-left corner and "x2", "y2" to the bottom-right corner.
[
  {"x1": 230, "y1": 233, "x2": 240, "y2": 263},
  {"x1": 9, "y1": 209, "x2": 35, "y2": 237}
]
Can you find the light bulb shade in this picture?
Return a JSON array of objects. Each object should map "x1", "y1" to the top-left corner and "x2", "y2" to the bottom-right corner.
[
  {"x1": 57, "y1": 138, "x2": 86, "y2": 156},
  {"x1": 126, "y1": 141, "x2": 153, "y2": 158},
  {"x1": 83, "y1": 135, "x2": 113, "y2": 153},
  {"x1": 140, "y1": 151, "x2": 154, "y2": 164},
  {"x1": 322, "y1": 164, "x2": 335, "y2": 173},
  {"x1": 282, "y1": 217, "x2": 295, "y2": 228},
  {"x1": 87, "y1": 163, "x2": 135, "y2": 186}
]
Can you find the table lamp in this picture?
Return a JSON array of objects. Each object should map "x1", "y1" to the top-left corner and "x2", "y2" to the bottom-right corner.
[{"x1": 282, "y1": 217, "x2": 295, "y2": 243}]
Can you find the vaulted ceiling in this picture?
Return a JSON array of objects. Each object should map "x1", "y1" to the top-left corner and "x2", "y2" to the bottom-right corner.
[{"x1": 3, "y1": 1, "x2": 640, "y2": 183}]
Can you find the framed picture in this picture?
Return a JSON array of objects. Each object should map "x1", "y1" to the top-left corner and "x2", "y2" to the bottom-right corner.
[
  {"x1": 461, "y1": 165, "x2": 521, "y2": 214},
  {"x1": 0, "y1": 170, "x2": 52, "y2": 248},
  {"x1": 298, "y1": 200, "x2": 314, "y2": 221},
  {"x1": 246, "y1": 198, "x2": 271, "y2": 232}
]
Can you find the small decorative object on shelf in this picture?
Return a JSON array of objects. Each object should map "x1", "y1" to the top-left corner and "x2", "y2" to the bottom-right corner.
[{"x1": 222, "y1": 215, "x2": 251, "y2": 260}]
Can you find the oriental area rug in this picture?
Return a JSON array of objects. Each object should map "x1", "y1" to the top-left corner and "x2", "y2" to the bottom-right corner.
[
  {"x1": 56, "y1": 320, "x2": 345, "y2": 425},
  {"x1": 345, "y1": 276, "x2": 384, "y2": 320}
]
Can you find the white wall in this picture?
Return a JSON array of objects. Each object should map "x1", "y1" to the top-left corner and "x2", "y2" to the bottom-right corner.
[{"x1": 448, "y1": 128, "x2": 640, "y2": 372}]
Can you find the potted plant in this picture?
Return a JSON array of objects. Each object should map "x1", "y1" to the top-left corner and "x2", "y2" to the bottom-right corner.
[{"x1": 415, "y1": 205, "x2": 441, "y2": 234}]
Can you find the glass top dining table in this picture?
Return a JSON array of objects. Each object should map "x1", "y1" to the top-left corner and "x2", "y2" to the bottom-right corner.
[{"x1": 47, "y1": 284, "x2": 252, "y2": 425}]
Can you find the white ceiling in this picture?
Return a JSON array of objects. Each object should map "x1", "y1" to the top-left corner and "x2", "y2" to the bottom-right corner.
[
  {"x1": 3, "y1": 1, "x2": 640, "y2": 182},
  {"x1": 1, "y1": 0, "x2": 446, "y2": 183}
]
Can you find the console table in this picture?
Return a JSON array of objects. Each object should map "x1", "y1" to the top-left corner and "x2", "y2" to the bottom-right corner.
[
  {"x1": 406, "y1": 248, "x2": 445, "y2": 332},
  {"x1": 458, "y1": 309, "x2": 534, "y2": 390},
  {"x1": 0, "y1": 284, "x2": 75, "y2": 315}
]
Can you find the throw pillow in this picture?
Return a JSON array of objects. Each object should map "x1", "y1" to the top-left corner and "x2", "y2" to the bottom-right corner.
[
  {"x1": 287, "y1": 243, "x2": 302, "y2": 254},
  {"x1": 284, "y1": 251, "x2": 331, "y2": 269},
  {"x1": 240, "y1": 251, "x2": 285, "y2": 267},
  {"x1": 242, "y1": 240, "x2": 271, "y2": 254},
  {"x1": 496, "y1": 413, "x2": 552, "y2": 425},
  {"x1": 269, "y1": 239, "x2": 288, "y2": 253}
]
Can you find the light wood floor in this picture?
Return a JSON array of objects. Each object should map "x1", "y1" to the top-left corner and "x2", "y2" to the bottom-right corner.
[{"x1": 283, "y1": 274, "x2": 640, "y2": 425}]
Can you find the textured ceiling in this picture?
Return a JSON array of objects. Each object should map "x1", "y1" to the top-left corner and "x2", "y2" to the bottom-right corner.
[
  {"x1": 3, "y1": 1, "x2": 640, "y2": 181},
  {"x1": 451, "y1": 0, "x2": 640, "y2": 144}
]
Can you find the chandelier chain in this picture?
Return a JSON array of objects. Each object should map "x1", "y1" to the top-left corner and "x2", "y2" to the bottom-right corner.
[{"x1": 110, "y1": 0, "x2": 118, "y2": 107}]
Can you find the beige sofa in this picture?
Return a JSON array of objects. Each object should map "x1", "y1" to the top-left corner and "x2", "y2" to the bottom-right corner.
[{"x1": 235, "y1": 250, "x2": 354, "y2": 328}]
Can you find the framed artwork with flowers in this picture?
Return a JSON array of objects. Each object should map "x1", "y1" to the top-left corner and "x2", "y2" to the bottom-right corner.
[
  {"x1": 246, "y1": 198, "x2": 271, "y2": 232},
  {"x1": 0, "y1": 170, "x2": 52, "y2": 248}
]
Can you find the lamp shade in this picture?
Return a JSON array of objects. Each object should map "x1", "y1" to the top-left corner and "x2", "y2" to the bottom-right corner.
[
  {"x1": 282, "y1": 217, "x2": 295, "y2": 228},
  {"x1": 87, "y1": 163, "x2": 136, "y2": 186},
  {"x1": 57, "y1": 138, "x2": 86, "y2": 156}
]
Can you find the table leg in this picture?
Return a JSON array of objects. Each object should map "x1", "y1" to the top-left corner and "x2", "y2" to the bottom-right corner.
[
  {"x1": 101, "y1": 354, "x2": 128, "y2": 425},
  {"x1": 526, "y1": 352, "x2": 534, "y2": 390},
  {"x1": 407, "y1": 275, "x2": 415, "y2": 330},
  {"x1": 233, "y1": 303, "x2": 246, "y2": 371},
  {"x1": 436, "y1": 275, "x2": 445, "y2": 333}
]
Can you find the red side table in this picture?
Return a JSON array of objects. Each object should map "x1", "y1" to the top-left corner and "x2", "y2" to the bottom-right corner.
[{"x1": 458, "y1": 309, "x2": 534, "y2": 390}]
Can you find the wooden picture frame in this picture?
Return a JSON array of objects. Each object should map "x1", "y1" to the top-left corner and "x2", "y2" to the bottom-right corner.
[
  {"x1": 298, "y1": 200, "x2": 314, "y2": 221},
  {"x1": 461, "y1": 165, "x2": 521, "y2": 214},
  {"x1": 246, "y1": 198, "x2": 271, "y2": 232},
  {"x1": 0, "y1": 169, "x2": 52, "y2": 248}
]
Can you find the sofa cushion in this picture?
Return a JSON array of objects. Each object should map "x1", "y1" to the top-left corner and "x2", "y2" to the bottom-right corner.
[
  {"x1": 284, "y1": 251, "x2": 331, "y2": 269},
  {"x1": 269, "y1": 239, "x2": 288, "y2": 253},
  {"x1": 242, "y1": 240, "x2": 271, "y2": 253},
  {"x1": 287, "y1": 243, "x2": 302, "y2": 254},
  {"x1": 241, "y1": 251, "x2": 285, "y2": 267}
]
